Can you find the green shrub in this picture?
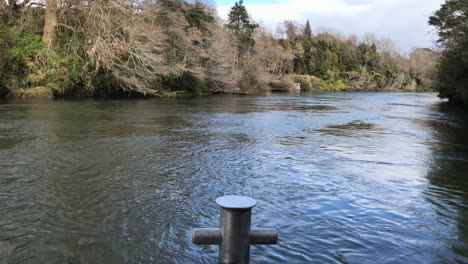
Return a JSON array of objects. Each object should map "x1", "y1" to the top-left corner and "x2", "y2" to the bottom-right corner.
[
  {"x1": 6, "y1": 33, "x2": 43, "y2": 72},
  {"x1": 0, "y1": 28, "x2": 86, "y2": 96},
  {"x1": 1, "y1": 31, "x2": 44, "y2": 90},
  {"x1": 34, "y1": 48, "x2": 84, "y2": 94},
  {"x1": 0, "y1": 21, "x2": 11, "y2": 91},
  {"x1": 318, "y1": 78, "x2": 348, "y2": 91},
  {"x1": 334, "y1": 79, "x2": 347, "y2": 90}
]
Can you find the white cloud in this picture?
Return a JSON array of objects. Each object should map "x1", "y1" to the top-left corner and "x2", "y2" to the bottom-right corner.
[{"x1": 217, "y1": 0, "x2": 444, "y2": 52}]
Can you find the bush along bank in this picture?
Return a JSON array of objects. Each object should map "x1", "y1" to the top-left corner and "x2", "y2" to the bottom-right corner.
[{"x1": 0, "y1": 0, "x2": 438, "y2": 100}]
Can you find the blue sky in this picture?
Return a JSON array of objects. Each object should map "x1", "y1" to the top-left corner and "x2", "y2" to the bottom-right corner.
[{"x1": 214, "y1": 0, "x2": 445, "y2": 52}]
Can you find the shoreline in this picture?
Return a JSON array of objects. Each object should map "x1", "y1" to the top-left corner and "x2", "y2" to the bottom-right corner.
[{"x1": 0, "y1": 89, "x2": 439, "y2": 103}]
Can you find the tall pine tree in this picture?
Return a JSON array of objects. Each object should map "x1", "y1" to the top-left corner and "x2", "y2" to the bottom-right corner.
[
  {"x1": 303, "y1": 19, "x2": 312, "y2": 41},
  {"x1": 226, "y1": 0, "x2": 259, "y2": 55}
]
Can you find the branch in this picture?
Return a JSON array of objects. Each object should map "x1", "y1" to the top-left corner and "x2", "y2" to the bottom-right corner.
[{"x1": 56, "y1": 23, "x2": 75, "y2": 31}]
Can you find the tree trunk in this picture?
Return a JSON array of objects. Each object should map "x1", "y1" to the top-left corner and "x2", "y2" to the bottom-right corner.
[{"x1": 42, "y1": 0, "x2": 57, "y2": 46}]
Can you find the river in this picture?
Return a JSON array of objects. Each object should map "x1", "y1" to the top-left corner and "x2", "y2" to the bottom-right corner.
[{"x1": 0, "y1": 92, "x2": 467, "y2": 263}]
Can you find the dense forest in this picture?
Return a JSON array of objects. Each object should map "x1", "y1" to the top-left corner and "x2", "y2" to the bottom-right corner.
[
  {"x1": 429, "y1": 0, "x2": 468, "y2": 105},
  {"x1": 0, "y1": 0, "x2": 438, "y2": 99}
]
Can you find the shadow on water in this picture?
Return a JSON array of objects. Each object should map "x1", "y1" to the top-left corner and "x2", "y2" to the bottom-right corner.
[
  {"x1": 422, "y1": 104, "x2": 468, "y2": 262},
  {"x1": 315, "y1": 121, "x2": 379, "y2": 138}
]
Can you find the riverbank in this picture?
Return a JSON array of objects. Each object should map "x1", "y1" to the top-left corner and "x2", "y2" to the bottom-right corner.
[
  {"x1": 0, "y1": 74, "x2": 431, "y2": 101},
  {"x1": 1, "y1": 0, "x2": 437, "y2": 103}
]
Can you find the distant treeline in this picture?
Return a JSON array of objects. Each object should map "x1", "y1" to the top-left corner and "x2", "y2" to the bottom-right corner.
[
  {"x1": 429, "y1": 0, "x2": 468, "y2": 106},
  {"x1": 0, "y1": 0, "x2": 438, "y2": 99}
]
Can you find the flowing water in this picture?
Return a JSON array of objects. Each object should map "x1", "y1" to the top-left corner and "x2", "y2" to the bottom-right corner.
[{"x1": 0, "y1": 92, "x2": 467, "y2": 264}]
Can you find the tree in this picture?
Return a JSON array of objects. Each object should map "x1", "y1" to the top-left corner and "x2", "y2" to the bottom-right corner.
[
  {"x1": 429, "y1": 0, "x2": 468, "y2": 48},
  {"x1": 0, "y1": 0, "x2": 439, "y2": 98},
  {"x1": 225, "y1": 0, "x2": 259, "y2": 55},
  {"x1": 283, "y1": 20, "x2": 299, "y2": 43},
  {"x1": 184, "y1": 0, "x2": 214, "y2": 32},
  {"x1": 42, "y1": 0, "x2": 57, "y2": 45},
  {"x1": 429, "y1": 0, "x2": 468, "y2": 104},
  {"x1": 303, "y1": 19, "x2": 312, "y2": 40}
]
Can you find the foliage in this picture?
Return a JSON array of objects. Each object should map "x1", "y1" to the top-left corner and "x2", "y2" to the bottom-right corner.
[
  {"x1": 319, "y1": 78, "x2": 348, "y2": 91},
  {"x1": 0, "y1": 21, "x2": 11, "y2": 82},
  {"x1": 429, "y1": 0, "x2": 468, "y2": 105},
  {"x1": 303, "y1": 19, "x2": 312, "y2": 41},
  {"x1": 279, "y1": 24, "x2": 437, "y2": 92},
  {"x1": 0, "y1": 27, "x2": 84, "y2": 95},
  {"x1": 0, "y1": 0, "x2": 438, "y2": 99},
  {"x1": 3, "y1": 31, "x2": 44, "y2": 89},
  {"x1": 184, "y1": 1, "x2": 214, "y2": 32},
  {"x1": 225, "y1": 0, "x2": 259, "y2": 55}
]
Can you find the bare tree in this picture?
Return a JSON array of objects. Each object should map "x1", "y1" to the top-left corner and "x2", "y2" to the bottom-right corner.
[
  {"x1": 79, "y1": 0, "x2": 169, "y2": 94},
  {"x1": 42, "y1": 0, "x2": 57, "y2": 45},
  {"x1": 362, "y1": 32, "x2": 378, "y2": 45},
  {"x1": 378, "y1": 37, "x2": 396, "y2": 54},
  {"x1": 254, "y1": 27, "x2": 293, "y2": 76},
  {"x1": 279, "y1": 20, "x2": 299, "y2": 43},
  {"x1": 205, "y1": 20, "x2": 240, "y2": 92}
]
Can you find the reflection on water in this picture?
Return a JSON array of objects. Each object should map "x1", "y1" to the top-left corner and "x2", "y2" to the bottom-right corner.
[
  {"x1": 317, "y1": 121, "x2": 377, "y2": 138},
  {"x1": 423, "y1": 105, "x2": 468, "y2": 263},
  {"x1": 0, "y1": 93, "x2": 467, "y2": 263}
]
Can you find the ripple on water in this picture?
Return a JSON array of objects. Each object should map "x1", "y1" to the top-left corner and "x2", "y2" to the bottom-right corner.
[
  {"x1": 316, "y1": 120, "x2": 379, "y2": 138},
  {"x1": 292, "y1": 105, "x2": 339, "y2": 111},
  {"x1": 0, "y1": 93, "x2": 467, "y2": 263}
]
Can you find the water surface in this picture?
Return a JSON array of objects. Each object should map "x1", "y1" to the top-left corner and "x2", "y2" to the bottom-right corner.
[{"x1": 0, "y1": 92, "x2": 467, "y2": 263}]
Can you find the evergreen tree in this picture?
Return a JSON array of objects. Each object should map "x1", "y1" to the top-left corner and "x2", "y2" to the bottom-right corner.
[
  {"x1": 303, "y1": 19, "x2": 312, "y2": 40},
  {"x1": 184, "y1": 0, "x2": 214, "y2": 32},
  {"x1": 226, "y1": 0, "x2": 259, "y2": 55},
  {"x1": 429, "y1": 0, "x2": 468, "y2": 105}
]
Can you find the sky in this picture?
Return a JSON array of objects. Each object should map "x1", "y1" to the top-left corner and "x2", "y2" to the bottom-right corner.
[{"x1": 215, "y1": 0, "x2": 445, "y2": 53}]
